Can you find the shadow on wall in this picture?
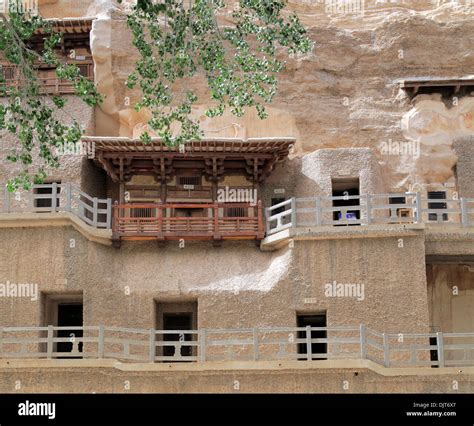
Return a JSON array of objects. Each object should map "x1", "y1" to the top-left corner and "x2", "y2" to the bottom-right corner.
[
  {"x1": 80, "y1": 158, "x2": 107, "y2": 199},
  {"x1": 92, "y1": 240, "x2": 294, "y2": 294}
]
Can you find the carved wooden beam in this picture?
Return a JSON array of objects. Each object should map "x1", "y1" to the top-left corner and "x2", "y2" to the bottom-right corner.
[
  {"x1": 97, "y1": 152, "x2": 119, "y2": 182},
  {"x1": 204, "y1": 158, "x2": 225, "y2": 182},
  {"x1": 152, "y1": 158, "x2": 174, "y2": 183}
]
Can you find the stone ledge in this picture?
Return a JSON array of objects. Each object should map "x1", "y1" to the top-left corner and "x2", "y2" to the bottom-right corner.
[
  {"x1": 0, "y1": 213, "x2": 112, "y2": 246},
  {"x1": 425, "y1": 227, "x2": 474, "y2": 241},
  {"x1": 0, "y1": 358, "x2": 473, "y2": 377},
  {"x1": 425, "y1": 227, "x2": 474, "y2": 257},
  {"x1": 261, "y1": 224, "x2": 425, "y2": 251},
  {"x1": 1, "y1": 359, "x2": 473, "y2": 393}
]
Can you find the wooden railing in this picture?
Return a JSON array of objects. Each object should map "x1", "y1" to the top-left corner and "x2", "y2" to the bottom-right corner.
[
  {"x1": 112, "y1": 202, "x2": 265, "y2": 241},
  {"x1": 0, "y1": 76, "x2": 94, "y2": 95}
]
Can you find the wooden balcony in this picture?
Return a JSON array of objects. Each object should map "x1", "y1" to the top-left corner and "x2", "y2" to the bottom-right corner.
[
  {"x1": 112, "y1": 202, "x2": 265, "y2": 244},
  {"x1": 0, "y1": 75, "x2": 94, "y2": 96}
]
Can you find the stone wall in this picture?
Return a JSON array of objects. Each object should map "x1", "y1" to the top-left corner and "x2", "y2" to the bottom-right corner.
[
  {"x1": 38, "y1": 0, "x2": 95, "y2": 18},
  {"x1": 453, "y1": 137, "x2": 474, "y2": 198},
  {"x1": 0, "y1": 0, "x2": 471, "y2": 394},
  {"x1": 0, "y1": 225, "x2": 429, "y2": 334}
]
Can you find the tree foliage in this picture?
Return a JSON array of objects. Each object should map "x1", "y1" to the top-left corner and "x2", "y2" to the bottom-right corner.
[
  {"x1": 0, "y1": 0, "x2": 101, "y2": 190},
  {"x1": 121, "y1": 0, "x2": 313, "y2": 145},
  {"x1": 1, "y1": 0, "x2": 312, "y2": 189}
]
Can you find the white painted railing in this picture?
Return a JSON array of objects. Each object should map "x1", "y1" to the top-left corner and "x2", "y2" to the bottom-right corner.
[
  {"x1": 265, "y1": 198, "x2": 294, "y2": 233},
  {"x1": 1, "y1": 183, "x2": 112, "y2": 229},
  {"x1": 266, "y1": 193, "x2": 474, "y2": 235},
  {"x1": 0, "y1": 325, "x2": 473, "y2": 367}
]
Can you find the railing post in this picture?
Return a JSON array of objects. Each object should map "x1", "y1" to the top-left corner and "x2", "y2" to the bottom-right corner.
[
  {"x1": 257, "y1": 200, "x2": 264, "y2": 237},
  {"x1": 157, "y1": 204, "x2": 162, "y2": 234},
  {"x1": 29, "y1": 185, "x2": 35, "y2": 211},
  {"x1": 291, "y1": 197, "x2": 297, "y2": 228},
  {"x1": 359, "y1": 324, "x2": 367, "y2": 359},
  {"x1": 149, "y1": 329, "x2": 155, "y2": 363},
  {"x1": 315, "y1": 196, "x2": 322, "y2": 226},
  {"x1": 200, "y1": 329, "x2": 207, "y2": 362},
  {"x1": 47, "y1": 325, "x2": 54, "y2": 359},
  {"x1": 112, "y1": 201, "x2": 119, "y2": 233},
  {"x1": 3, "y1": 186, "x2": 10, "y2": 213},
  {"x1": 51, "y1": 183, "x2": 57, "y2": 213},
  {"x1": 106, "y1": 199, "x2": 112, "y2": 229},
  {"x1": 460, "y1": 198, "x2": 468, "y2": 227},
  {"x1": 265, "y1": 206, "x2": 271, "y2": 233},
  {"x1": 436, "y1": 331, "x2": 445, "y2": 367},
  {"x1": 365, "y1": 194, "x2": 372, "y2": 225},
  {"x1": 175, "y1": 341, "x2": 182, "y2": 360},
  {"x1": 213, "y1": 203, "x2": 219, "y2": 237},
  {"x1": 65, "y1": 183, "x2": 72, "y2": 212},
  {"x1": 415, "y1": 192, "x2": 422, "y2": 224},
  {"x1": 98, "y1": 325, "x2": 105, "y2": 359},
  {"x1": 306, "y1": 325, "x2": 312, "y2": 361},
  {"x1": 253, "y1": 328, "x2": 259, "y2": 361},
  {"x1": 382, "y1": 333, "x2": 390, "y2": 367},
  {"x1": 93, "y1": 197, "x2": 98, "y2": 228}
]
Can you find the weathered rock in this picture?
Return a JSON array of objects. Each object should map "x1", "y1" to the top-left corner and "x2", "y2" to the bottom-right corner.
[{"x1": 82, "y1": 0, "x2": 474, "y2": 192}]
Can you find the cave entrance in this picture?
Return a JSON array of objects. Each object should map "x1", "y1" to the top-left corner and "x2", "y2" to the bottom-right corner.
[{"x1": 331, "y1": 178, "x2": 360, "y2": 225}]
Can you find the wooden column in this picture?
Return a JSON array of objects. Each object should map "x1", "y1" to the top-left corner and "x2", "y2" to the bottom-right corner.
[
  {"x1": 119, "y1": 181, "x2": 125, "y2": 204},
  {"x1": 212, "y1": 181, "x2": 218, "y2": 202},
  {"x1": 119, "y1": 157, "x2": 125, "y2": 204},
  {"x1": 160, "y1": 182, "x2": 167, "y2": 203},
  {"x1": 254, "y1": 182, "x2": 261, "y2": 202}
]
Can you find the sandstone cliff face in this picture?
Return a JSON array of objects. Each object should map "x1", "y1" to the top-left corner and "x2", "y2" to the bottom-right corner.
[
  {"x1": 38, "y1": 0, "x2": 94, "y2": 18},
  {"x1": 29, "y1": 1, "x2": 474, "y2": 193},
  {"x1": 85, "y1": 1, "x2": 473, "y2": 192},
  {"x1": 0, "y1": 0, "x2": 470, "y2": 345}
]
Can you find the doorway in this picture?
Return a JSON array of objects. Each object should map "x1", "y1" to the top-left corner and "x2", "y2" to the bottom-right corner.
[
  {"x1": 43, "y1": 294, "x2": 83, "y2": 358},
  {"x1": 56, "y1": 303, "x2": 83, "y2": 356},
  {"x1": 155, "y1": 301, "x2": 197, "y2": 361},
  {"x1": 163, "y1": 313, "x2": 193, "y2": 358},
  {"x1": 297, "y1": 313, "x2": 327, "y2": 360},
  {"x1": 331, "y1": 178, "x2": 360, "y2": 225}
]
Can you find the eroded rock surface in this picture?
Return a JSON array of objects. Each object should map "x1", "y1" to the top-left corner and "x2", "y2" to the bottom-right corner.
[{"x1": 33, "y1": 0, "x2": 474, "y2": 192}]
